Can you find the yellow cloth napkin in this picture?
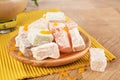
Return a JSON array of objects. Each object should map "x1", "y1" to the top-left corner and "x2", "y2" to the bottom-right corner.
[{"x1": 0, "y1": 9, "x2": 116, "y2": 80}]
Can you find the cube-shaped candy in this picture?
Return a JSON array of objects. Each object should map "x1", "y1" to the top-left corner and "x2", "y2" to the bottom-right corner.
[
  {"x1": 28, "y1": 18, "x2": 48, "y2": 32},
  {"x1": 66, "y1": 21, "x2": 78, "y2": 30},
  {"x1": 27, "y1": 29, "x2": 54, "y2": 46},
  {"x1": 89, "y1": 48, "x2": 107, "y2": 72},
  {"x1": 19, "y1": 42, "x2": 32, "y2": 57},
  {"x1": 15, "y1": 32, "x2": 32, "y2": 56},
  {"x1": 69, "y1": 28, "x2": 85, "y2": 52},
  {"x1": 52, "y1": 28, "x2": 72, "y2": 53},
  {"x1": 15, "y1": 32, "x2": 27, "y2": 47},
  {"x1": 49, "y1": 22, "x2": 65, "y2": 32},
  {"x1": 31, "y1": 42, "x2": 60, "y2": 60},
  {"x1": 46, "y1": 12, "x2": 66, "y2": 22}
]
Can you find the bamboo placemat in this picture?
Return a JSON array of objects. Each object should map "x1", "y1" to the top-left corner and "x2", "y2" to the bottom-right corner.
[{"x1": 0, "y1": 9, "x2": 116, "y2": 80}]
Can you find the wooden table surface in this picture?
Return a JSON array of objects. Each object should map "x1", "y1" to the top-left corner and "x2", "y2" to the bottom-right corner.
[{"x1": 26, "y1": 0, "x2": 120, "y2": 80}]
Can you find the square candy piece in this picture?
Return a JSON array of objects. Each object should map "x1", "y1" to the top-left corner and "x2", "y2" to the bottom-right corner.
[
  {"x1": 28, "y1": 18, "x2": 48, "y2": 32},
  {"x1": 15, "y1": 32, "x2": 27, "y2": 47},
  {"x1": 49, "y1": 22, "x2": 65, "y2": 32},
  {"x1": 66, "y1": 21, "x2": 78, "y2": 30},
  {"x1": 15, "y1": 33, "x2": 32, "y2": 56},
  {"x1": 46, "y1": 12, "x2": 66, "y2": 22},
  {"x1": 19, "y1": 44, "x2": 32, "y2": 57},
  {"x1": 27, "y1": 29, "x2": 53, "y2": 46},
  {"x1": 69, "y1": 28, "x2": 85, "y2": 52},
  {"x1": 52, "y1": 28, "x2": 72, "y2": 53},
  {"x1": 31, "y1": 42, "x2": 60, "y2": 60},
  {"x1": 89, "y1": 48, "x2": 107, "y2": 72}
]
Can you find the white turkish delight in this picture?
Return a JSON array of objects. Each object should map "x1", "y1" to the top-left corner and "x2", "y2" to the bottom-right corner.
[
  {"x1": 66, "y1": 21, "x2": 78, "y2": 30},
  {"x1": 46, "y1": 12, "x2": 66, "y2": 22},
  {"x1": 15, "y1": 32, "x2": 27, "y2": 47},
  {"x1": 15, "y1": 32, "x2": 32, "y2": 56},
  {"x1": 28, "y1": 18, "x2": 48, "y2": 32},
  {"x1": 31, "y1": 42, "x2": 60, "y2": 60},
  {"x1": 19, "y1": 37, "x2": 32, "y2": 56},
  {"x1": 69, "y1": 28, "x2": 85, "y2": 52},
  {"x1": 89, "y1": 48, "x2": 107, "y2": 72}
]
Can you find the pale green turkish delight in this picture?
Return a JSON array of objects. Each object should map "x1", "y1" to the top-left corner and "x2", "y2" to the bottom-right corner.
[{"x1": 27, "y1": 30, "x2": 53, "y2": 46}]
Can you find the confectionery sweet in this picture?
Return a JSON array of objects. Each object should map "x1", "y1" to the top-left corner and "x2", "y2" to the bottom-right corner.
[
  {"x1": 50, "y1": 26, "x2": 73, "y2": 53},
  {"x1": 27, "y1": 29, "x2": 54, "y2": 46},
  {"x1": 15, "y1": 26, "x2": 27, "y2": 47},
  {"x1": 69, "y1": 28, "x2": 85, "y2": 52},
  {"x1": 31, "y1": 42, "x2": 60, "y2": 60},
  {"x1": 28, "y1": 18, "x2": 48, "y2": 32},
  {"x1": 46, "y1": 12, "x2": 66, "y2": 22},
  {"x1": 15, "y1": 12, "x2": 86, "y2": 60},
  {"x1": 66, "y1": 21, "x2": 78, "y2": 30},
  {"x1": 15, "y1": 32, "x2": 32, "y2": 56},
  {"x1": 89, "y1": 48, "x2": 107, "y2": 72}
]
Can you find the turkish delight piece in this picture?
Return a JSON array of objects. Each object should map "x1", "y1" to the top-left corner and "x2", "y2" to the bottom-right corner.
[
  {"x1": 66, "y1": 21, "x2": 78, "y2": 30},
  {"x1": 49, "y1": 22, "x2": 66, "y2": 32},
  {"x1": 17, "y1": 33, "x2": 32, "y2": 56},
  {"x1": 27, "y1": 29, "x2": 53, "y2": 46},
  {"x1": 46, "y1": 12, "x2": 66, "y2": 22},
  {"x1": 69, "y1": 28, "x2": 85, "y2": 52},
  {"x1": 89, "y1": 48, "x2": 107, "y2": 72},
  {"x1": 31, "y1": 42, "x2": 60, "y2": 60},
  {"x1": 15, "y1": 25, "x2": 30, "y2": 47},
  {"x1": 15, "y1": 32, "x2": 27, "y2": 47},
  {"x1": 52, "y1": 28, "x2": 72, "y2": 53},
  {"x1": 28, "y1": 18, "x2": 48, "y2": 32},
  {"x1": 15, "y1": 32, "x2": 32, "y2": 56}
]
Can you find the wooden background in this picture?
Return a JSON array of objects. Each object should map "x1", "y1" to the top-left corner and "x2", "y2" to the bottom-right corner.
[{"x1": 26, "y1": 0, "x2": 120, "y2": 80}]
